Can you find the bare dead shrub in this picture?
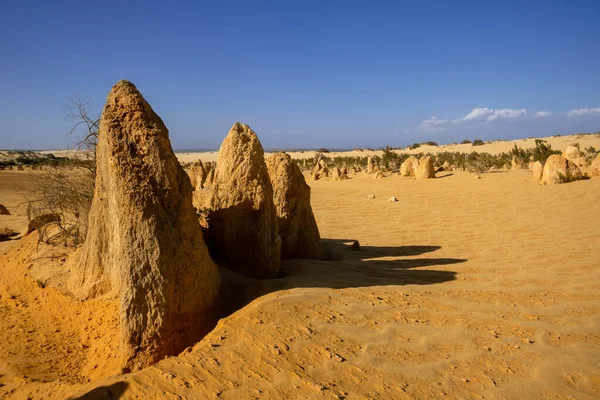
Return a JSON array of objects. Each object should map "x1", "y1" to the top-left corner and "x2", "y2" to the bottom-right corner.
[{"x1": 22, "y1": 167, "x2": 93, "y2": 245}]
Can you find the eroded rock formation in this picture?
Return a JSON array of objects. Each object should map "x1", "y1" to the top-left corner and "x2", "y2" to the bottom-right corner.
[{"x1": 71, "y1": 80, "x2": 220, "y2": 371}]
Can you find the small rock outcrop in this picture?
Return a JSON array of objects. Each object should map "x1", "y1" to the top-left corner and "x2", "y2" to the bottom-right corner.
[
  {"x1": 563, "y1": 145, "x2": 582, "y2": 162},
  {"x1": 388, "y1": 197, "x2": 398, "y2": 203},
  {"x1": 532, "y1": 161, "x2": 544, "y2": 181},
  {"x1": 571, "y1": 156, "x2": 589, "y2": 174},
  {"x1": 186, "y1": 161, "x2": 206, "y2": 189},
  {"x1": 415, "y1": 156, "x2": 435, "y2": 179},
  {"x1": 311, "y1": 159, "x2": 329, "y2": 180},
  {"x1": 590, "y1": 154, "x2": 600, "y2": 177},
  {"x1": 330, "y1": 166, "x2": 349, "y2": 181},
  {"x1": 367, "y1": 156, "x2": 374, "y2": 174},
  {"x1": 511, "y1": 156, "x2": 525, "y2": 170},
  {"x1": 541, "y1": 155, "x2": 582, "y2": 185},
  {"x1": 0, "y1": 227, "x2": 17, "y2": 241},
  {"x1": 71, "y1": 80, "x2": 220, "y2": 371},
  {"x1": 265, "y1": 152, "x2": 323, "y2": 260},
  {"x1": 0, "y1": 204, "x2": 9, "y2": 215},
  {"x1": 332, "y1": 167, "x2": 341, "y2": 180},
  {"x1": 206, "y1": 122, "x2": 281, "y2": 278},
  {"x1": 400, "y1": 156, "x2": 419, "y2": 177}
]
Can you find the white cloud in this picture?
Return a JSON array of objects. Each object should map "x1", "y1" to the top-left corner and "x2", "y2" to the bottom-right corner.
[
  {"x1": 567, "y1": 107, "x2": 600, "y2": 117},
  {"x1": 411, "y1": 105, "x2": 598, "y2": 134},
  {"x1": 418, "y1": 116, "x2": 449, "y2": 132},
  {"x1": 487, "y1": 108, "x2": 527, "y2": 121},
  {"x1": 454, "y1": 107, "x2": 527, "y2": 123},
  {"x1": 455, "y1": 107, "x2": 494, "y2": 122}
]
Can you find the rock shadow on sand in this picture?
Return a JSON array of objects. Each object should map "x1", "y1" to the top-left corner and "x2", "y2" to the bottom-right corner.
[
  {"x1": 213, "y1": 238, "x2": 464, "y2": 324},
  {"x1": 68, "y1": 382, "x2": 128, "y2": 400}
]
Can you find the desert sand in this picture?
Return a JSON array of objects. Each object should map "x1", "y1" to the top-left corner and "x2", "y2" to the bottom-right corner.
[{"x1": 0, "y1": 162, "x2": 599, "y2": 399}]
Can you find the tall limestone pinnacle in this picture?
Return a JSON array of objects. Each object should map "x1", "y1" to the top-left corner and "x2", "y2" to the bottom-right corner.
[
  {"x1": 265, "y1": 151, "x2": 323, "y2": 260},
  {"x1": 71, "y1": 80, "x2": 220, "y2": 371},
  {"x1": 206, "y1": 122, "x2": 282, "y2": 278}
]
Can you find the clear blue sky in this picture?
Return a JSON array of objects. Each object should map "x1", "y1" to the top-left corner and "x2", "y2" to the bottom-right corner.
[{"x1": 1, "y1": 0, "x2": 599, "y2": 150}]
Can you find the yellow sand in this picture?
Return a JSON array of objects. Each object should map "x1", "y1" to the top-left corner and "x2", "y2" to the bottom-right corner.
[{"x1": 0, "y1": 156, "x2": 599, "y2": 399}]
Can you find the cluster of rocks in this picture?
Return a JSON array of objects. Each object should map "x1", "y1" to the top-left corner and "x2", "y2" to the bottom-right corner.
[
  {"x1": 305, "y1": 153, "x2": 439, "y2": 180},
  {"x1": 311, "y1": 158, "x2": 329, "y2": 180},
  {"x1": 532, "y1": 144, "x2": 600, "y2": 184},
  {"x1": 331, "y1": 165, "x2": 350, "y2": 181},
  {"x1": 186, "y1": 160, "x2": 216, "y2": 190},
  {"x1": 69, "y1": 81, "x2": 324, "y2": 371},
  {"x1": 399, "y1": 156, "x2": 435, "y2": 179},
  {"x1": 194, "y1": 123, "x2": 324, "y2": 275}
]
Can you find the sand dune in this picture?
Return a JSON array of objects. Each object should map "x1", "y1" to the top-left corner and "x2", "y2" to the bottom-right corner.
[
  {"x1": 38, "y1": 133, "x2": 600, "y2": 165},
  {"x1": 0, "y1": 167, "x2": 599, "y2": 399}
]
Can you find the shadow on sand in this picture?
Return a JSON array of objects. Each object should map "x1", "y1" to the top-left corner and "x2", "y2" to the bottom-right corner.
[
  {"x1": 72, "y1": 238, "x2": 464, "y2": 399},
  {"x1": 213, "y1": 238, "x2": 464, "y2": 324},
  {"x1": 69, "y1": 382, "x2": 129, "y2": 400}
]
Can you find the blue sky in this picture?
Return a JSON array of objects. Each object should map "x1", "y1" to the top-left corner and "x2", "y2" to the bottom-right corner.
[{"x1": 1, "y1": 0, "x2": 599, "y2": 150}]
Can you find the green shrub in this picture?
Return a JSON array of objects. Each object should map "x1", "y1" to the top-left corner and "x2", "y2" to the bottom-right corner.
[
  {"x1": 557, "y1": 171, "x2": 587, "y2": 184},
  {"x1": 382, "y1": 147, "x2": 401, "y2": 172},
  {"x1": 409, "y1": 143, "x2": 421, "y2": 150},
  {"x1": 472, "y1": 139, "x2": 484, "y2": 146},
  {"x1": 532, "y1": 140, "x2": 561, "y2": 163},
  {"x1": 461, "y1": 139, "x2": 471, "y2": 144},
  {"x1": 510, "y1": 144, "x2": 530, "y2": 163},
  {"x1": 584, "y1": 146, "x2": 598, "y2": 163}
]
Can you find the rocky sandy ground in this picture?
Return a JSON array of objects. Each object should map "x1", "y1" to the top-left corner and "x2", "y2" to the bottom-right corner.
[{"x1": 0, "y1": 163, "x2": 599, "y2": 399}]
